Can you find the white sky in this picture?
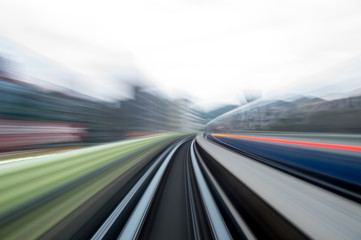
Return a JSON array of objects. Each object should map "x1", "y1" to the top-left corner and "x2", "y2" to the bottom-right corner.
[{"x1": 1, "y1": 0, "x2": 361, "y2": 107}]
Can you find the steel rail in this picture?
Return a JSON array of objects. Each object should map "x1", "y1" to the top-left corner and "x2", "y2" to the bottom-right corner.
[
  {"x1": 190, "y1": 139, "x2": 232, "y2": 240},
  {"x1": 185, "y1": 147, "x2": 201, "y2": 240},
  {"x1": 117, "y1": 137, "x2": 189, "y2": 240},
  {"x1": 194, "y1": 145, "x2": 256, "y2": 240},
  {"x1": 91, "y1": 141, "x2": 176, "y2": 239}
]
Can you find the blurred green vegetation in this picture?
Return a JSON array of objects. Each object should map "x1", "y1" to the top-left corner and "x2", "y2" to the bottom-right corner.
[{"x1": 0, "y1": 133, "x2": 186, "y2": 239}]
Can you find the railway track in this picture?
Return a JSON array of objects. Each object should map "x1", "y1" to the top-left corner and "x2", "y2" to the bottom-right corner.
[
  {"x1": 5, "y1": 134, "x2": 357, "y2": 239},
  {"x1": 92, "y1": 137, "x2": 233, "y2": 239},
  {"x1": 88, "y1": 134, "x2": 361, "y2": 240},
  {"x1": 90, "y1": 136, "x2": 308, "y2": 240}
]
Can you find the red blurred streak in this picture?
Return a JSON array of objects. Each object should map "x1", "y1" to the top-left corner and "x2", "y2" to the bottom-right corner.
[{"x1": 211, "y1": 133, "x2": 361, "y2": 152}]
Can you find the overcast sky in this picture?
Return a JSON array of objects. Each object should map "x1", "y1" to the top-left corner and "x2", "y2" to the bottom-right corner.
[{"x1": 1, "y1": 0, "x2": 361, "y2": 107}]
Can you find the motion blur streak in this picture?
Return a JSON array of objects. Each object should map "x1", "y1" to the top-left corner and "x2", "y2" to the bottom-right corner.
[{"x1": 212, "y1": 133, "x2": 361, "y2": 152}]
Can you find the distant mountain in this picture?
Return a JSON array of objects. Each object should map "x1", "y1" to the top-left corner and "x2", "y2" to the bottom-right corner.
[{"x1": 201, "y1": 104, "x2": 238, "y2": 124}]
